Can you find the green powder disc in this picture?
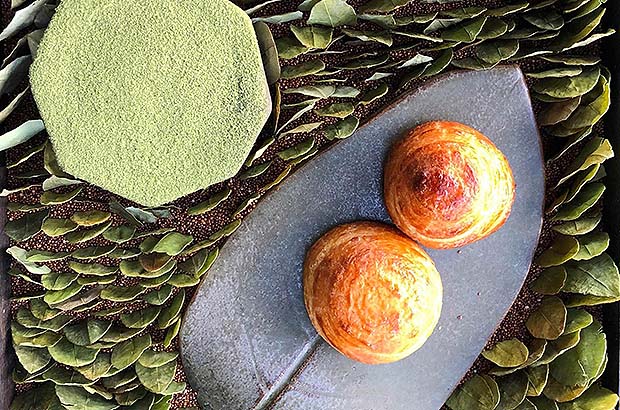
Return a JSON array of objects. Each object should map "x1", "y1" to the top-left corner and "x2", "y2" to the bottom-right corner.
[{"x1": 30, "y1": 0, "x2": 271, "y2": 206}]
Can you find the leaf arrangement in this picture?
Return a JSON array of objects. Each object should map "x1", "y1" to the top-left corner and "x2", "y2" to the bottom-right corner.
[{"x1": 0, "y1": 0, "x2": 619, "y2": 409}]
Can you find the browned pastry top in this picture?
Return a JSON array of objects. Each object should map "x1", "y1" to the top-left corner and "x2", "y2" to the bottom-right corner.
[
  {"x1": 384, "y1": 121, "x2": 515, "y2": 249},
  {"x1": 303, "y1": 221, "x2": 443, "y2": 364}
]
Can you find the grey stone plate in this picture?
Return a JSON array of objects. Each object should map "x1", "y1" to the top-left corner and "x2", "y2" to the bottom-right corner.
[{"x1": 180, "y1": 65, "x2": 545, "y2": 410}]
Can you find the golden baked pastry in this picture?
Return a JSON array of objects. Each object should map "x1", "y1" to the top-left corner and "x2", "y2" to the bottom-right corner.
[
  {"x1": 384, "y1": 121, "x2": 515, "y2": 249},
  {"x1": 303, "y1": 221, "x2": 443, "y2": 364}
]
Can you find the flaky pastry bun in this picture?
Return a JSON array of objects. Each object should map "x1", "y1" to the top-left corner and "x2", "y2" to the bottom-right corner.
[
  {"x1": 303, "y1": 221, "x2": 443, "y2": 364},
  {"x1": 384, "y1": 121, "x2": 515, "y2": 249}
]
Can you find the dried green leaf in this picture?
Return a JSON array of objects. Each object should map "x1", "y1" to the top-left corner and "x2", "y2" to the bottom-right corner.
[
  {"x1": 564, "y1": 308, "x2": 593, "y2": 334},
  {"x1": 307, "y1": 0, "x2": 357, "y2": 27},
  {"x1": 531, "y1": 266, "x2": 567, "y2": 295},
  {"x1": 281, "y1": 59, "x2": 325, "y2": 79},
  {"x1": 42, "y1": 218, "x2": 79, "y2": 237},
  {"x1": 526, "y1": 296, "x2": 567, "y2": 340},
  {"x1": 120, "y1": 306, "x2": 161, "y2": 329},
  {"x1": 572, "y1": 232, "x2": 609, "y2": 260},
  {"x1": 55, "y1": 385, "x2": 118, "y2": 410},
  {"x1": 359, "y1": 0, "x2": 409, "y2": 13},
  {"x1": 65, "y1": 221, "x2": 113, "y2": 244},
  {"x1": 137, "y1": 349, "x2": 178, "y2": 369},
  {"x1": 483, "y1": 339, "x2": 529, "y2": 368},
  {"x1": 496, "y1": 371, "x2": 529, "y2": 410},
  {"x1": 536, "y1": 235, "x2": 580, "y2": 267},
  {"x1": 563, "y1": 253, "x2": 620, "y2": 297},
  {"x1": 441, "y1": 16, "x2": 488, "y2": 42},
  {"x1": 70, "y1": 210, "x2": 111, "y2": 227},
  {"x1": 275, "y1": 36, "x2": 309, "y2": 60},
  {"x1": 532, "y1": 66, "x2": 600, "y2": 98},
  {"x1": 41, "y1": 271, "x2": 78, "y2": 291},
  {"x1": 44, "y1": 282, "x2": 84, "y2": 305},
  {"x1": 111, "y1": 334, "x2": 151, "y2": 371},
  {"x1": 549, "y1": 7, "x2": 605, "y2": 51},
  {"x1": 40, "y1": 187, "x2": 82, "y2": 206},
  {"x1": 525, "y1": 364, "x2": 549, "y2": 396},
  {"x1": 64, "y1": 320, "x2": 113, "y2": 346},
  {"x1": 5, "y1": 209, "x2": 48, "y2": 242},
  {"x1": 48, "y1": 337, "x2": 99, "y2": 367},
  {"x1": 524, "y1": 9, "x2": 564, "y2": 30},
  {"x1": 557, "y1": 385, "x2": 619, "y2": 410},
  {"x1": 101, "y1": 286, "x2": 146, "y2": 302},
  {"x1": 552, "y1": 183, "x2": 605, "y2": 221},
  {"x1": 135, "y1": 361, "x2": 176, "y2": 394},
  {"x1": 252, "y1": 11, "x2": 303, "y2": 24},
  {"x1": 14, "y1": 344, "x2": 51, "y2": 373},
  {"x1": 72, "y1": 245, "x2": 116, "y2": 260},
  {"x1": 163, "y1": 319, "x2": 181, "y2": 348},
  {"x1": 447, "y1": 374, "x2": 500, "y2": 410},
  {"x1": 158, "y1": 290, "x2": 185, "y2": 329}
]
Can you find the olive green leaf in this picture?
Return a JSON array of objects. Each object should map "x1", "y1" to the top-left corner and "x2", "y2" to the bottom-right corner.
[
  {"x1": 476, "y1": 39, "x2": 519, "y2": 64},
  {"x1": 48, "y1": 337, "x2": 99, "y2": 367},
  {"x1": 537, "y1": 329, "x2": 582, "y2": 366},
  {"x1": 254, "y1": 21, "x2": 280, "y2": 86},
  {"x1": 69, "y1": 261, "x2": 117, "y2": 276},
  {"x1": 275, "y1": 36, "x2": 309, "y2": 60},
  {"x1": 25, "y1": 249, "x2": 70, "y2": 263},
  {"x1": 41, "y1": 363, "x2": 96, "y2": 386},
  {"x1": 531, "y1": 266, "x2": 567, "y2": 295},
  {"x1": 137, "y1": 349, "x2": 178, "y2": 368},
  {"x1": 281, "y1": 59, "x2": 325, "y2": 79},
  {"x1": 9, "y1": 382, "x2": 62, "y2": 410},
  {"x1": 549, "y1": 7, "x2": 605, "y2": 51},
  {"x1": 291, "y1": 25, "x2": 333, "y2": 49},
  {"x1": 557, "y1": 385, "x2": 619, "y2": 410},
  {"x1": 72, "y1": 245, "x2": 116, "y2": 260},
  {"x1": 44, "y1": 282, "x2": 84, "y2": 305},
  {"x1": 359, "y1": 0, "x2": 408, "y2": 13},
  {"x1": 524, "y1": 9, "x2": 564, "y2": 30},
  {"x1": 446, "y1": 374, "x2": 500, "y2": 410},
  {"x1": 70, "y1": 210, "x2": 111, "y2": 227},
  {"x1": 64, "y1": 320, "x2": 112, "y2": 346},
  {"x1": 100, "y1": 326, "x2": 142, "y2": 344},
  {"x1": 158, "y1": 290, "x2": 186, "y2": 329},
  {"x1": 341, "y1": 28, "x2": 392, "y2": 46},
  {"x1": 14, "y1": 344, "x2": 51, "y2": 373},
  {"x1": 114, "y1": 387, "x2": 147, "y2": 406},
  {"x1": 526, "y1": 296, "x2": 567, "y2": 340},
  {"x1": 441, "y1": 16, "x2": 488, "y2": 42},
  {"x1": 531, "y1": 66, "x2": 600, "y2": 99},
  {"x1": 324, "y1": 115, "x2": 360, "y2": 140},
  {"x1": 563, "y1": 164, "x2": 601, "y2": 204},
  {"x1": 563, "y1": 253, "x2": 620, "y2": 297},
  {"x1": 552, "y1": 212, "x2": 601, "y2": 235},
  {"x1": 7, "y1": 246, "x2": 51, "y2": 275},
  {"x1": 42, "y1": 218, "x2": 79, "y2": 237},
  {"x1": 121, "y1": 306, "x2": 161, "y2": 329},
  {"x1": 187, "y1": 188, "x2": 231, "y2": 216},
  {"x1": 572, "y1": 232, "x2": 609, "y2": 260},
  {"x1": 483, "y1": 339, "x2": 529, "y2": 368},
  {"x1": 5, "y1": 209, "x2": 48, "y2": 242},
  {"x1": 496, "y1": 371, "x2": 528, "y2": 410},
  {"x1": 161, "y1": 381, "x2": 186, "y2": 396},
  {"x1": 529, "y1": 395, "x2": 559, "y2": 410},
  {"x1": 75, "y1": 351, "x2": 112, "y2": 380},
  {"x1": 135, "y1": 360, "x2": 176, "y2": 395},
  {"x1": 538, "y1": 97, "x2": 581, "y2": 126},
  {"x1": 357, "y1": 13, "x2": 397, "y2": 29},
  {"x1": 148, "y1": 232, "x2": 193, "y2": 256},
  {"x1": 239, "y1": 160, "x2": 272, "y2": 180},
  {"x1": 30, "y1": 299, "x2": 62, "y2": 321},
  {"x1": 552, "y1": 183, "x2": 605, "y2": 221},
  {"x1": 337, "y1": 54, "x2": 389, "y2": 70},
  {"x1": 102, "y1": 225, "x2": 136, "y2": 244},
  {"x1": 566, "y1": 294, "x2": 620, "y2": 307},
  {"x1": 359, "y1": 83, "x2": 389, "y2": 106},
  {"x1": 491, "y1": 339, "x2": 548, "y2": 376},
  {"x1": 101, "y1": 368, "x2": 137, "y2": 389},
  {"x1": 163, "y1": 318, "x2": 181, "y2": 348},
  {"x1": 564, "y1": 309, "x2": 593, "y2": 334},
  {"x1": 179, "y1": 248, "x2": 219, "y2": 279},
  {"x1": 41, "y1": 271, "x2": 79, "y2": 291},
  {"x1": 476, "y1": 17, "x2": 511, "y2": 40},
  {"x1": 40, "y1": 187, "x2": 82, "y2": 206},
  {"x1": 41, "y1": 175, "x2": 82, "y2": 191},
  {"x1": 525, "y1": 364, "x2": 549, "y2": 396},
  {"x1": 232, "y1": 192, "x2": 261, "y2": 218},
  {"x1": 550, "y1": 319, "x2": 606, "y2": 387},
  {"x1": 12, "y1": 329, "x2": 62, "y2": 348},
  {"x1": 55, "y1": 385, "x2": 118, "y2": 410},
  {"x1": 138, "y1": 253, "x2": 173, "y2": 273},
  {"x1": 65, "y1": 220, "x2": 113, "y2": 244},
  {"x1": 111, "y1": 334, "x2": 151, "y2": 371},
  {"x1": 314, "y1": 102, "x2": 356, "y2": 119},
  {"x1": 278, "y1": 137, "x2": 316, "y2": 160},
  {"x1": 561, "y1": 74, "x2": 610, "y2": 131},
  {"x1": 308, "y1": 0, "x2": 357, "y2": 27},
  {"x1": 252, "y1": 11, "x2": 303, "y2": 24},
  {"x1": 101, "y1": 285, "x2": 146, "y2": 302},
  {"x1": 556, "y1": 137, "x2": 614, "y2": 186},
  {"x1": 541, "y1": 55, "x2": 600, "y2": 66},
  {"x1": 422, "y1": 49, "x2": 454, "y2": 78},
  {"x1": 17, "y1": 308, "x2": 73, "y2": 331},
  {"x1": 52, "y1": 286, "x2": 102, "y2": 311},
  {"x1": 536, "y1": 236, "x2": 580, "y2": 267}
]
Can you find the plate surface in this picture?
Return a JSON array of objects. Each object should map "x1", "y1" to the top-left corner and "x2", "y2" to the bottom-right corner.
[{"x1": 180, "y1": 66, "x2": 545, "y2": 410}]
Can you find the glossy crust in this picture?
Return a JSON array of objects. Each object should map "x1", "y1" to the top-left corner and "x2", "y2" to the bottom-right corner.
[
  {"x1": 384, "y1": 121, "x2": 515, "y2": 249},
  {"x1": 303, "y1": 222, "x2": 443, "y2": 364}
]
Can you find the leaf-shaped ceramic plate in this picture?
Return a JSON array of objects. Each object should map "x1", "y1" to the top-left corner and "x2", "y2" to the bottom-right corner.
[{"x1": 182, "y1": 65, "x2": 545, "y2": 410}]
